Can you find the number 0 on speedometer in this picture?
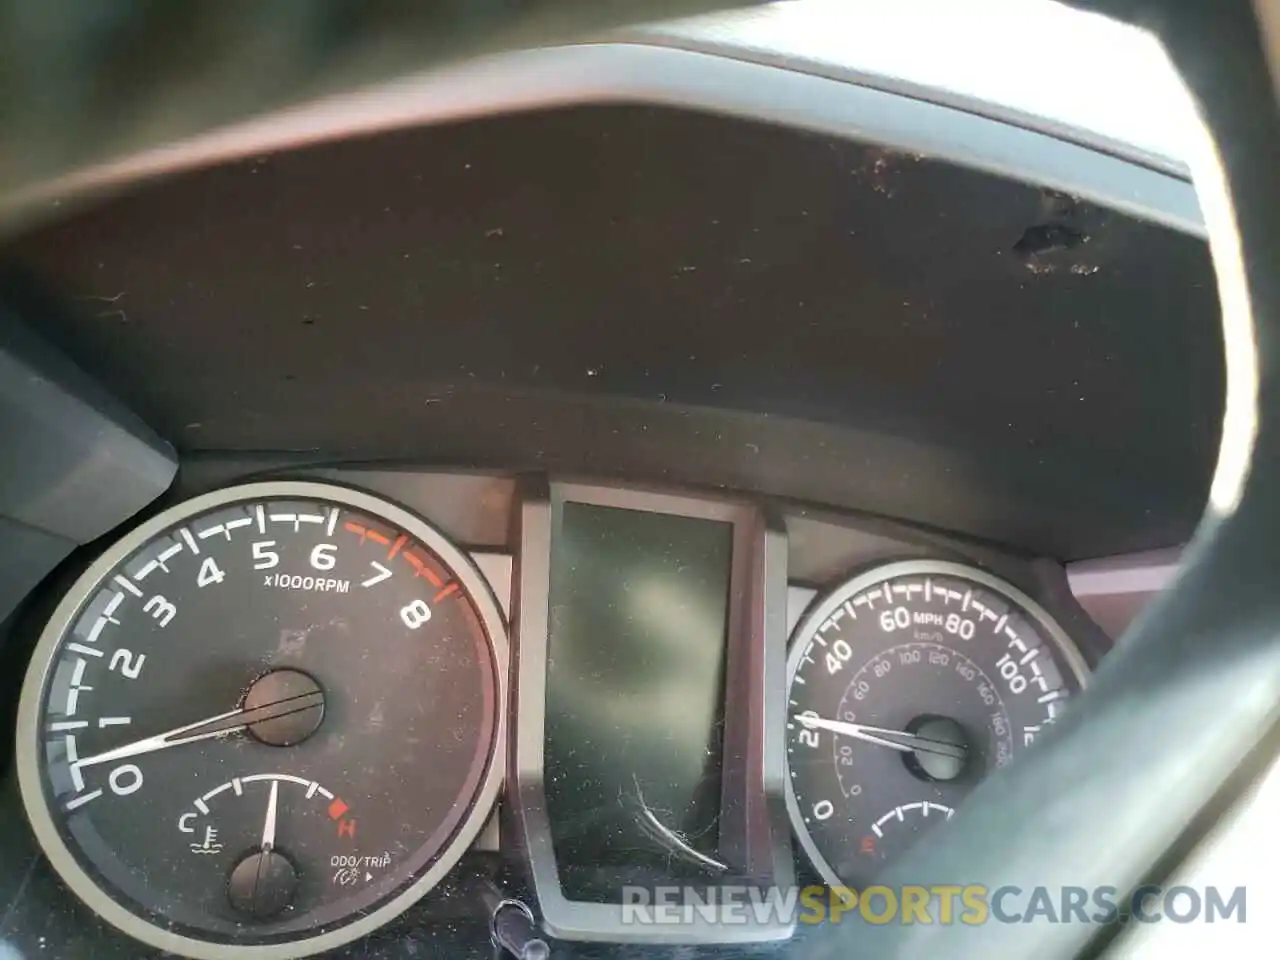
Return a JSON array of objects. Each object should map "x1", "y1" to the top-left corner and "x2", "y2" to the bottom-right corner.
[{"x1": 784, "y1": 560, "x2": 1088, "y2": 889}]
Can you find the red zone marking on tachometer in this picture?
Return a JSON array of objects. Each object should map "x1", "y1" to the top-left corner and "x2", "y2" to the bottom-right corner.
[
  {"x1": 401, "y1": 551, "x2": 444, "y2": 587},
  {"x1": 342, "y1": 522, "x2": 390, "y2": 548},
  {"x1": 342, "y1": 521, "x2": 460, "y2": 596}
]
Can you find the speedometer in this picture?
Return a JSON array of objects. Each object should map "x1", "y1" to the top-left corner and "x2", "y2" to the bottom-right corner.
[
  {"x1": 784, "y1": 560, "x2": 1087, "y2": 888},
  {"x1": 15, "y1": 481, "x2": 507, "y2": 960}
]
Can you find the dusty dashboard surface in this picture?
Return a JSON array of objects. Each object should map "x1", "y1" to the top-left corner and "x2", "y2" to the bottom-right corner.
[{"x1": 0, "y1": 100, "x2": 1219, "y2": 959}]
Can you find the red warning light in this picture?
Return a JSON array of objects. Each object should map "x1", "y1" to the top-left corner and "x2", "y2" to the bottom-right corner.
[
  {"x1": 860, "y1": 835, "x2": 876, "y2": 855},
  {"x1": 328, "y1": 798, "x2": 349, "y2": 821}
]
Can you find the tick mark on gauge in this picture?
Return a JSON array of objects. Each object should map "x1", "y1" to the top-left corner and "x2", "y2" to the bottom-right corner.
[
  {"x1": 343, "y1": 522, "x2": 391, "y2": 547},
  {"x1": 226, "y1": 518, "x2": 254, "y2": 535},
  {"x1": 65, "y1": 789, "x2": 103, "y2": 812},
  {"x1": 271, "y1": 513, "x2": 320, "y2": 532},
  {"x1": 403, "y1": 552, "x2": 443, "y2": 587},
  {"x1": 387, "y1": 535, "x2": 407, "y2": 560},
  {"x1": 103, "y1": 593, "x2": 124, "y2": 619},
  {"x1": 433, "y1": 583, "x2": 459, "y2": 602},
  {"x1": 113, "y1": 575, "x2": 143, "y2": 598}
]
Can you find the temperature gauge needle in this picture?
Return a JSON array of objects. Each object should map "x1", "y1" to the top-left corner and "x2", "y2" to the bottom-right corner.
[
  {"x1": 795, "y1": 714, "x2": 968, "y2": 761},
  {"x1": 76, "y1": 688, "x2": 325, "y2": 769},
  {"x1": 260, "y1": 780, "x2": 279, "y2": 853}
]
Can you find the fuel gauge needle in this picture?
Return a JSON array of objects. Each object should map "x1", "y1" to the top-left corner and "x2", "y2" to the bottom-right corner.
[{"x1": 260, "y1": 780, "x2": 279, "y2": 853}]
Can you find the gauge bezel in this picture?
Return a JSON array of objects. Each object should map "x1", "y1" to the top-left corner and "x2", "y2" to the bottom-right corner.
[
  {"x1": 15, "y1": 480, "x2": 510, "y2": 960},
  {"x1": 783, "y1": 558, "x2": 1089, "y2": 890}
]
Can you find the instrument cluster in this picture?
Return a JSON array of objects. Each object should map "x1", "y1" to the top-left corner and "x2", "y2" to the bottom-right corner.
[{"x1": 8, "y1": 466, "x2": 1111, "y2": 957}]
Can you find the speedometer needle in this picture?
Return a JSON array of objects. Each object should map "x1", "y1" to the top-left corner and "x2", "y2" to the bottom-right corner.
[
  {"x1": 795, "y1": 714, "x2": 968, "y2": 761},
  {"x1": 260, "y1": 780, "x2": 279, "y2": 853},
  {"x1": 76, "y1": 688, "x2": 326, "y2": 769}
]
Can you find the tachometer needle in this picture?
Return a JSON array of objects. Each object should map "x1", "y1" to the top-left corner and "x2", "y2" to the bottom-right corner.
[
  {"x1": 795, "y1": 714, "x2": 968, "y2": 761},
  {"x1": 76, "y1": 689, "x2": 326, "y2": 769},
  {"x1": 260, "y1": 780, "x2": 279, "y2": 853}
]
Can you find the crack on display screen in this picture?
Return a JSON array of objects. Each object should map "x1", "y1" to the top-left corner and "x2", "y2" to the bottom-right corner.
[{"x1": 545, "y1": 503, "x2": 733, "y2": 902}]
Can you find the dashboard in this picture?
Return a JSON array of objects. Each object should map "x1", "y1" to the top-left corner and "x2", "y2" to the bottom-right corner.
[{"x1": 0, "y1": 8, "x2": 1223, "y2": 960}]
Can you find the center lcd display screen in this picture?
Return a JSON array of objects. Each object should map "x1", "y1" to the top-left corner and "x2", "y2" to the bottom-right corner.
[{"x1": 544, "y1": 502, "x2": 734, "y2": 902}]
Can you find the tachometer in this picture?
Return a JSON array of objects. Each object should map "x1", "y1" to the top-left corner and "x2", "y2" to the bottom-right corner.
[
  {"x1": 784, "y1": 560, "x2": 1086, "y2": 888},
  {"x1": 16, "y1": 481, "x2": 507, "y2": 960}
]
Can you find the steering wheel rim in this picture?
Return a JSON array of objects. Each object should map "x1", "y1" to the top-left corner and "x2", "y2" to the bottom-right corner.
[{"x1": 795, "y1": 1, "x2": 1280, "y2": 956}]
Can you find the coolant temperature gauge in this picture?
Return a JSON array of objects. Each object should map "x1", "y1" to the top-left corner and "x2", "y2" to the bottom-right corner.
[{"x1": 175, "y1": 772, "x2": 376, "y2": 919}]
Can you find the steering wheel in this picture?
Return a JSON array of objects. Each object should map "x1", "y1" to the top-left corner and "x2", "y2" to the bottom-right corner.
[{"x1": 794, "y1": 0, "x2": 1280, "y2": 956}]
